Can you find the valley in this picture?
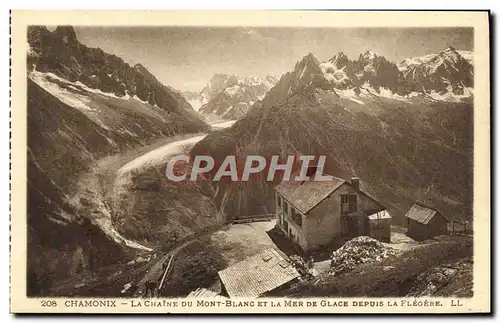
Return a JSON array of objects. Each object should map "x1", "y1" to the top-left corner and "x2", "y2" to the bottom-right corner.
[
  {"x1": 45, "y1": 125, "x2": 232, "y2": 296},
  {"x1": 26, "y1": 25, "x2": 474, "y2": 298}
]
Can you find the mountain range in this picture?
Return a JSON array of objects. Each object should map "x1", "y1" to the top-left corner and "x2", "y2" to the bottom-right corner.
[
  {"x1": 280, "y1": 47, "x2": 473, "y2": 107},
  {"x1": 192, "y1": 48, "x2": 473, "y2": 226},
  {"x1": 187, "y1": 47, "x2": 472, "y2": 122},
  {"x1": 184, "y1": 74, "x2": 278, "y2": 120}
]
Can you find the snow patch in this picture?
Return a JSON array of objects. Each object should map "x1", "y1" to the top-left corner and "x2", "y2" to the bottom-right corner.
[
  {"x1": 220, "y1": 105, "x2": 234, "y2": 118},
  {"x1": 210, "y1": 120, "x2": 237, "y2": 130},
  {"x1": 361, "y1": 83, "x2": 412, "y2": 102},
  {"x1": 31, "y1": 70, "x2": 132, "y2": 102},
  {"x1": 224, "y1": 84, "x2": 241, "y2": 96},
  {"x1": 29, "y1": 71, "x2": 95, "y2": 112},
  {"x1": 406, "y1": 92, "x2": 420, "y2": 98},
  {"x1": 319, "y1": 61, "x2": 349, "y2": 84},
  {"x1": 132, "y1": 95, "x2": 150, "y2": 105},
  {"x1": 378, "y1": 87, "x2": 410, "y2": 102},
  {"x1": 427, "y1": 87, "x2": 473, "y2": 102},
  {"x1": 335, "y1": 88, "x2": 365, "y2": 105},
  {"x1": 188, "y1": 99, "x2": 203, "y2": 111},
  {"x1": 457, "y1": 50, "x2": 474, "y2": 64},
  {"x1": 242, "y1": 76, "x2": 276, "y2": 89}
]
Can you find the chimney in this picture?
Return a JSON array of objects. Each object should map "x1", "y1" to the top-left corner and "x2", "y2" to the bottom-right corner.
[{"x1": 351, "y1": 177, "x2": 360, "y2": 191}]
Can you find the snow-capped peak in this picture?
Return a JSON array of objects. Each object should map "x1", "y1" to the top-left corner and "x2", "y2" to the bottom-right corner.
[
  {"x1": 329, "y1": 52, "x2": 348, "y2": 62},
  {"x1": 457, "y1": 50, "x2": 473, "y2": 64},
  {"x1": 436, "y1": 46, "x2": 463, "y2": 64},
  {"x1": 361, "y1": 50, "x2": 377, "y2": 60},
  {"x1": 328, "y1": 52, "x2": 350, "y2": 69},
  {"x1": 398, "y1": 54, "x2": 436, "y2": 70},
  {"x1": 241, "y1": 75, "x2": 277, "y2": 89},
  {"x1": 294, "y1": 53, "x2": 322, "y2": 80},
  {"x1": 398, "y1": 47, "x2": 473, "y2": 73}
]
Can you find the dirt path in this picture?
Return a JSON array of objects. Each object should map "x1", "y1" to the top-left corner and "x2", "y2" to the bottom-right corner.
[{"x1": 133, "y1": 239, "x2": 198, "y2": 296}]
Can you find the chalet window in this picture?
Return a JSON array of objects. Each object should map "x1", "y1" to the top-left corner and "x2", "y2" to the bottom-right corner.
[
  {"x1": 291, "y1": 208, "x2": 302, "y2": 227},
  {"x1": 341, "y1": 195, "x2": 349, "y2": 213},
  {"x1": 341, "y1": 194, "x2": 357, "y2": 213},
  {"x1": 283, "y1": 220, "x2": 289, "y2": 233},
  {"x1": 277, "y1": 194, "x2": 282, "y2": 208}
]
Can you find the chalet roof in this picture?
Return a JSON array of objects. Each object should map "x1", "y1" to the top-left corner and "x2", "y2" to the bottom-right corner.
[
  {"x1": 217, "y1": 248, "x2": 300, "y2": 298},
  {"x1": 405, "y1": 203, "x2": 445, "y2": 225},
  {"x1": 275, "y1": 177, "x2": 346, "y2": 214},
  {"x1": 186, "y1": 287, "x2": 225, "y2": 299}
]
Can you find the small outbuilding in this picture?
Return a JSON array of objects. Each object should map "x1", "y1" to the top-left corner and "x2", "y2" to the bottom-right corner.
[
  {"x1": 217, "y1": 248, "x2": 300, "y2": 298},
  {"x1": 367, "y1": 209, "x2": 392, "y2": 243},
  {"x1": 405, "y1": 203, "x2": 448, "y2": 241}
]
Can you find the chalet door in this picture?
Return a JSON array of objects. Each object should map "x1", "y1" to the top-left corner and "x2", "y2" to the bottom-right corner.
[
  {"x1": 340, "y1": 194, "x2": 359, "y2": 237},
  {"x1": 341, "y1": 215, "x2": 349, "y2": 235},
  {"x1": 341, "y1": 215, "x2": 358, "y2": 238}
]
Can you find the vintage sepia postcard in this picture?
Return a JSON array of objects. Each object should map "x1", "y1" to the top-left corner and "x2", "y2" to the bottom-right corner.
[{"x1": 10, "y1": 10, "x2": 490, "y2": 314}]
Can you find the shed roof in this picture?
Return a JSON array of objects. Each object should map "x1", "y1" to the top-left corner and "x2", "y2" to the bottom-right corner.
[
  {"x1": 218, "y1": 248, "x2": 300, "y2": 298},
  {"x1": 274, "y1": 177, "x2": 345, "y2": 214},
  {"x1": 186, "y1": 287, "x2": 225, "y2": 299},
  {"x1": 367, "y1": 209, "x2": 392, "y2": 220},
  {"x1": 405, "y1": 203, "x2": 444, "y2": 225}
]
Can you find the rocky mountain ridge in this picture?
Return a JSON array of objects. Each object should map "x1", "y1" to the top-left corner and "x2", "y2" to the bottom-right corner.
[
  {"x1": 28, "y1": 26, "x2": 199, "y2": 113},
  {"x1": 278, "y1": 47, "x2": 473, "y2": 105}
]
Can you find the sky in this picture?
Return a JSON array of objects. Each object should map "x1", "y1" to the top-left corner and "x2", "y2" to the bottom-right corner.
[{"x1": 75, "y1": 27, "x2": 473, "y2": 92}]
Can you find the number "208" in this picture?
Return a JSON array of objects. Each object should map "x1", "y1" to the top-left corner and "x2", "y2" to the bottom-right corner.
[{"x1": 41, "y1": 300, "x2": 57, "y2": 307}]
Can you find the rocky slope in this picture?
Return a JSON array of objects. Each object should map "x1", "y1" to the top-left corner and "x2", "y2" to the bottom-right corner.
[
  {"x1": 26, "y1": 26, "x2": 212, "y2": 295},
  {"x1": 286, "y1": 236, "x2": 472, "y2": 297},
  {"x1": 191, "y1": 49, "x2": 473, "y2": 224},
  {"x1": 185, "y1": 74, "x2": 278, "y2": 120}
]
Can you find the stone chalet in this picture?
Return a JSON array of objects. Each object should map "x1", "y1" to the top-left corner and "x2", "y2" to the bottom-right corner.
[{"x1": 274, "y1": 176, "x2": 391, "y2": 251}]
